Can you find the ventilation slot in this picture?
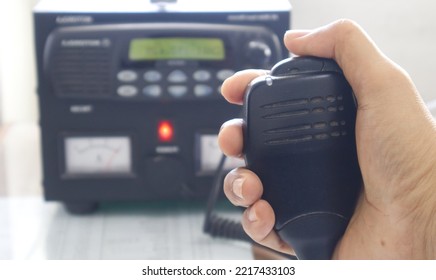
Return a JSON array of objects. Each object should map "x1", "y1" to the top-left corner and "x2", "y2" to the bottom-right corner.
[
  {"x1": 261, "y1": 98, "x2": 309, "y2": 109},
  {"x1": 264, "y1": 119, "x2": 350, "y2": 146},
  {"x1": 264, "y1": 124, "x2": 311, "y2": 134},
  {"x1": 263, "y1": 109, "x2": 310, "y2": 119},
  {"x1": 266, "y1": 135, "x2": 313, "y2": 145}
]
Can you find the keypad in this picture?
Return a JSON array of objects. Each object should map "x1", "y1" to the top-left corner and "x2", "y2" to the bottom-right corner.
[{"x1": 116, "y1": 68, "x2": 235, "y2": 100}]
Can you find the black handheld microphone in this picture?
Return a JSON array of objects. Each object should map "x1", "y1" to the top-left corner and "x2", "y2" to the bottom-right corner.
[{"x1": 243, "y1": 56, "x2": 362, "y2": 259}]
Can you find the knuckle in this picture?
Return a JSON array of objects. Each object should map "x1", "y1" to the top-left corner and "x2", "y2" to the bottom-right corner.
[
  {"x1": 330, "y1": 19, "x2": 362, "y2": 47},
  {"x1": 332, "y1": 18, "x2": 360, "y2": 34}
]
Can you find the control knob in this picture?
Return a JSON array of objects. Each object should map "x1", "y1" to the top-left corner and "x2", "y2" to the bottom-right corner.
[{"x1": 245, "y1": 40, "x2": 272, "y2": 68}]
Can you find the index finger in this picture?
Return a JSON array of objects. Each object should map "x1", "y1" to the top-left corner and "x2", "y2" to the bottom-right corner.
[
  {"x1": 220, "y1": 69, "x2": 269, "y2": 105},
  {"x1": 284, "y1": 19, "x2": 406, "y2": 107}
]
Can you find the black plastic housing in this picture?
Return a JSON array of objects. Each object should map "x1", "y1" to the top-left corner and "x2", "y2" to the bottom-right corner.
[{"x1": 243, "y1": 57, "x2": 362, "y2": 259}]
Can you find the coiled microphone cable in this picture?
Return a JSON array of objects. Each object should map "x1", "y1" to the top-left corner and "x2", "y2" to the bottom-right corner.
[{"x1": 203, "y1": 154, "x2": 251, "y2": 242}]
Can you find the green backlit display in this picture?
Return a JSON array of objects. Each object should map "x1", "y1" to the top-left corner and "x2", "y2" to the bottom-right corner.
[{"x1": 129, "y1": 38, "x2": 225, "y2": 61}]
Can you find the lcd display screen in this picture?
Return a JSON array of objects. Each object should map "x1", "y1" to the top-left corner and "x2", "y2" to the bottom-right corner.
[{"x1": 129, "y1": 38, "x2": 225, "y2": 61}]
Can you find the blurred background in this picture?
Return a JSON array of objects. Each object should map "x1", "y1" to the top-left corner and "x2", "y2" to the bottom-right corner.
[
  {"x1": 1, "y1": 0, "x2": 436, "y2": 194},
  {"x1": 1, "y1": 0, "x2": 436, "y2": 260}
]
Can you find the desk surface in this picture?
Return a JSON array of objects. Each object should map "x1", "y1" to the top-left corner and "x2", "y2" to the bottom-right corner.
[
  {"x1": 0, "y1": 124, "x2": 252, "y2": 260},
  {"x1": 0, "y1": 197, "x2": 252, "y2": 260}
]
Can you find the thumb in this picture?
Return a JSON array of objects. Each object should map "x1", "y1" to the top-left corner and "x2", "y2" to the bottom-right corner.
[{"x1": 284, "y1": 19, "x2": 415, "y2": 109}]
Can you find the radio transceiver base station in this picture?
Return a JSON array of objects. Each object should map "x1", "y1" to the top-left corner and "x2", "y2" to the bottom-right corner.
[{"x1": 34, "y1": 0, "x2": 291, "y2": 213}]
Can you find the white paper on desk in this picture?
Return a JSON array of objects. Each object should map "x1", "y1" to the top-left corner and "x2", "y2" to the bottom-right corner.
[{"x1": 0, "y1": 198, "x2": 252, "y2": 260}]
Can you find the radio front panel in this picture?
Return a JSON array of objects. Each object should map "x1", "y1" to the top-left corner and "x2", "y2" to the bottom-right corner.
[
  {"x1": 34, "y1": 2, "x2": 291, "y2": 213},
  {"x1": 45, "y1": 23, "x2": 281, "y2": 102}
]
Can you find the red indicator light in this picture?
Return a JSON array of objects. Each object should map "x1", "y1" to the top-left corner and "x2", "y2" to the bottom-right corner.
[{"x1": 158, "y1": 120, "x2": 174, "y2": 142}]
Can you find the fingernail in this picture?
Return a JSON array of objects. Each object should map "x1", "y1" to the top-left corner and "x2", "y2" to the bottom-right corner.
[
  {"x1": 284, "y1": 30, "x2": 294, "y2": 36},
  {"x1": 247, "y1": 207, "x2": 257, "y2": 222},
  {"x1": 232, "y1": 177, "x2": 244, "y2": 199},
  {"x1": 219, "y1": 120, "x2": 230, "y2": 132},
  {"x1": 220, "y1": 119, "x2": 243, "y2": 132},
  {"x1": 284, "y1": 30, "x2": 310, "y2": 40},
  {"x1": 219, "y1": 122, "x2": 226, "y2": 132}
]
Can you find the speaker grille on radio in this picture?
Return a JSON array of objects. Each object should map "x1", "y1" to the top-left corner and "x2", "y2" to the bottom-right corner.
[
  {"x1": 52, "y1": 48, "x2": 111, "y2": 97},
  {"x1": 259, "y1": 95, "x2": 349, "y2": 146}
]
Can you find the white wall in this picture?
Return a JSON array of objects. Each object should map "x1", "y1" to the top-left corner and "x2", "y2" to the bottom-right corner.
[
  {"x1": 291, "y1": 0, "x2": 436, "y2": 105},
  {"x1": 0, "y1": 69, "x2": 3, "y2": 124},
  {"x1": 0, "y1": 0, "x2": 39, "y2": 124}
]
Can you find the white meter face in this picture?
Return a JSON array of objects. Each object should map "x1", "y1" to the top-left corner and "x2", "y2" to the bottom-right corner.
[{"x1": 64, "y1": 136, "x2": 132, "y2": 175}]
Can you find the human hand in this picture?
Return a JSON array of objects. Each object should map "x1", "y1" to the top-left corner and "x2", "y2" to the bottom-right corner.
[{"x1": 218, "y1": 19, "x2": 436, "y2": 259}]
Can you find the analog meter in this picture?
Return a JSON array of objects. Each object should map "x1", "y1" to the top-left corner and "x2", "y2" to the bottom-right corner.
[{"x1": 64, "y1": 136, "x2": 132, "y2": 176}]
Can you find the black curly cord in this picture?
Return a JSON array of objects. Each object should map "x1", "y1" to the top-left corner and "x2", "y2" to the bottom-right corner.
[{"x1": 203, "y1": 154, "x2": 251, "y2": 241}]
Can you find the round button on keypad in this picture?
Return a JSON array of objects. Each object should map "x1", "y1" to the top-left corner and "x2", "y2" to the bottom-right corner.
[
  {"x1": 143, "y1": 85, "x2": 162, "y2": 98},
  {"x1": 117, "y1": 85, "x2": 138, "y2": 97},
  {"x1": 117, "y1": 70, "x2": 138, "y2": 82},
  {"x1": 144, "y1": 70, "x2": 162, "y2": 82},
  {"x1": 194, "y1": 85, "x2": 214, "y2": 97},
  {"x1": 193, "y1": 70, "x2": 212, "y2": 82},
  {"x1": 168, "y1": 70, "x2": 188, "y2": 83},
  {"x1": 168, "y1": 85, "x2": 188, "y2": 98},
  {"x1": 217, "y1": 69, "x2": 235, "y2": 81}
]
